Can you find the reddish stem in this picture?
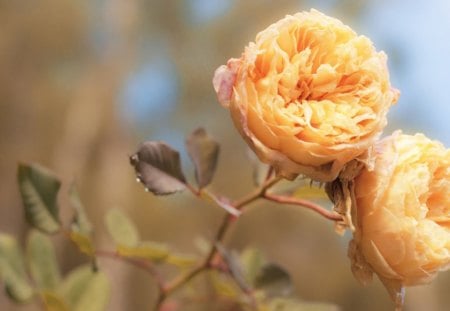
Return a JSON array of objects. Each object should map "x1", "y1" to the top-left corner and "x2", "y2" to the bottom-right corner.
[
  {"x1": 186, "y1": 183, "x2": 201, "y2": 196},
  {"x1": 263, "y1": 193, "x2": 342, "y2": 221}
]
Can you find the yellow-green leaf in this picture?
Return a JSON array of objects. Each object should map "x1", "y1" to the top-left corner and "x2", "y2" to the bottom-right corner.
[
  {"x1": 58, "y1": 265, "x2": 110, "y2": 311},
  {"x1": 17, "y1": 163, "x2": 61, "y2": 233},
  {"x1": 240, "y1": 248, "x2": 266, "y2": 286},
  {"x1": 69, "y1": 231, "x2": 95, "y2": 257},
  {"x1": 0, "y1": 233, "x2": 34, "y2": 302},
  {"x1": 27, "y1": 230, "x2": 61, "y2": 290},
  {"x1": 73, "y1": 271, "x2": 110, "y2": 311},
  {"x1": 58, "y1": 265, "x2": 94, "y2": 309},
  {"x1": 42, "y1": 291, "x2": 69, "y2": 311},
  {"x1": 166, "y1": 253, "x2": 198, "y2": 268},
  {"x1": 209, "y1": 271, "x2": 239, "y2": 298},
  {"x1": 116, "y1": 241, "x2": 169, "y2": 262},
  {"x1": 105, "y1": 208, "x2": 139, "y2": 247}
]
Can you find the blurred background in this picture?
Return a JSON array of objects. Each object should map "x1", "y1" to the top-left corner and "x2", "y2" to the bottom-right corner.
[{"x1": 1, "y1": 0, "x2": 449, "y2": 310}]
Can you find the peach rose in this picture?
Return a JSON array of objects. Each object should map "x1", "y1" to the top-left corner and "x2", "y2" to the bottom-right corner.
[
  {"x1": 213, "y1": 9, "x2": 399, "y2": 182},
  {"x1": 349, "y1": 132, "x2": 450, "y2": 301}
]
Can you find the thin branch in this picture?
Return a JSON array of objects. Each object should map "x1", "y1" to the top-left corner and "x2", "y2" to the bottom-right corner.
[
  {"x1": 263, "y1": 193, "x2": 343, "y2": 221},
  {"x1": 204, "y1": 175, "x2": 283, "y2": 264},
  {"x1": 186, "y1": 183, "x2": 201, "y2": 197},
  {"x1": 157, "y1": 175, "x2": 283, "y2": 309}
]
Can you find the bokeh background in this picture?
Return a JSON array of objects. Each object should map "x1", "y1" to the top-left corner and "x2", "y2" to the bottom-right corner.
[{"x1": 1, "y1": 0, "x2": 449, "y2": 310}]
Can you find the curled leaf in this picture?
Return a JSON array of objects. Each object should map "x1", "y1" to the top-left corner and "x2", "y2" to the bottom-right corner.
[
  {"x1": 185, "y1": 128, "x2": 220, "y2": 189},
  {"x1": 17, "y1": 163, "x2": 61, "y2": 234},
  {"x1": 130, "y1": 141, "x2": 187, "y2": 195}
]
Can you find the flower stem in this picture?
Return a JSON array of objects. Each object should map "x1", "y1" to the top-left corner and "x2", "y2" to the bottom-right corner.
[{"x1": 263, "y1": 192, "x2": 342, "y2": 221}]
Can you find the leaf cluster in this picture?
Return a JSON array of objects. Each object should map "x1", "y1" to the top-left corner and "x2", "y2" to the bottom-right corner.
[{"x1": 1, "y1": 128, "x2": 340, "y2": 311}]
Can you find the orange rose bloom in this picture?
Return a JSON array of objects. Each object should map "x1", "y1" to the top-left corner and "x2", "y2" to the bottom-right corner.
[
  {"x1": 213, "y1": 9, "x2": 399, "y2": 181},
  {"x1": 349, "y1": 132, "x2": 450, "y2": 295}
]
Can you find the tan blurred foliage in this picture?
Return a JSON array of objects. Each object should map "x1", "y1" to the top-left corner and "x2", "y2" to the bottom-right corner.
[{"x1": 0, "y1": 1, "x2": 448, "y2": 310}]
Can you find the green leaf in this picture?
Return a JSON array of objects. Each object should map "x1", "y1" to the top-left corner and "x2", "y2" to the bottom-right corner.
[
  {"x1": 58, "y1": 265, "x2": 94, "y2": 308},
  {"x1": 166, "y1": 253, "x2": 198, "y2": 268},
  {"x1": 130, "y1": 141, "x2": 187, "y2": 195},
  {"x1": 72, "y1": 270, "x2": 110, "y2": 311},
  {"x1": 116, "y1": 241, "x2": 169, "y2": 262},
  {"x1": 0, "y1": 233, "x2": 34, "y2": 302},
  {"x1": 254, "y1": 264, "x2": 292, "y2": 297},
  {"x1": 105, "y1": 208, "x2": 139, "y2": 247},
  {"x1": 268, "y1": 298, "x2": 340, "y2": 311},
  {"x1": 17, "y1": 163, "x2": 61, "y2": 233},
  {"x1": 58, "y1": 265, "x2": 110, "y2": 311},
  {"x1": 240, "y1": 248, "x2": 266, "y2": 286},
  {"x1": 42, "y1": 291, "x2": 69, "y2": 311},
  {"x1": 69, "y1": 184, "x2": 93, "y2": 235},
  {"x1": 209, "y1": 270, "x2": 239, "y2": 298},
  {"x1": 185, "y1": 127, "x2": 220, "y2": 189},
  {"x1": 68, "y1": 231, "x2": 95, "y2": 257},
  {"x1": 27, "y1": 230, "x2": 61, "y2": 290}
]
